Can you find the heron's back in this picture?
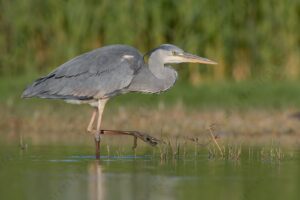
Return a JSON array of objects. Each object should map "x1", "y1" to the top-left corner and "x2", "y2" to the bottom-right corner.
[{"x1": 22, "y1": 45, "x2": 144, "y2": 100}]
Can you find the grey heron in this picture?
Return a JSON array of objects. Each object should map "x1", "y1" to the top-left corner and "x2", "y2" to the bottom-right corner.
[{"x1": 22, "y1": 44, "x2": 217, "y2": 158}]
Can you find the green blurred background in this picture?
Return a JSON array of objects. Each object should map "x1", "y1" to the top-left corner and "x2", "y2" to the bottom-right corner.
[
  {"x1": 0, "y1": 0, "x2": 300, "y2": 107},
  {"x1": 1, "y1": 4, "x2": 300, "y2": 199}
]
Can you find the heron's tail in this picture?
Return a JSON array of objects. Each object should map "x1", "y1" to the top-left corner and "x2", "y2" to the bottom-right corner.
[
  {"x1": 21, "y1": 75, "x2": 52, "y2": 98},
  {"x1": 21, "y1": 86, "x2": 35, "y2": 98},
  {"x1": 21, "y1": 83, "x2": 43, "y2": 98}
]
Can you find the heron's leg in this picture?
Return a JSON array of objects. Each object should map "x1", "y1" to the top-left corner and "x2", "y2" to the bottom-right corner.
[
  {"x1": 87, "y1": 108, "x2": 98, "y2": 133},
  {"x1": 95, "y1": 99, "x2": 108, "y2": 159}
]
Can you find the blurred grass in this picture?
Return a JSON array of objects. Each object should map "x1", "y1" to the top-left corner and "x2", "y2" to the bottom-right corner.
[
  {"x1": 2, "y1": 75, "x2": 300, "y2": 147},
  {"x1": 1, "y1": 0, "x2": 299, "y2": 111},
  {"x1": 0, "y1": 0, "x2": 299, "y2": 82},
  {"x1": 1, "y1": 74, "x2": 300, "y2": 110}
]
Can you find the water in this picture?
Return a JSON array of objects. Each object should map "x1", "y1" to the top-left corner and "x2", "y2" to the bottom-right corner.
[{"x1": 0, "y1": 146, "x2": 299, "y2": 200}]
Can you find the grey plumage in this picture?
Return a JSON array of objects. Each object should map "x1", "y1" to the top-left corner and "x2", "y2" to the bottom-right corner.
[
  {"x1": 22, "y1": 45, "x2": 143, "y2": 100},
  {"x1": 22, "y1": 44, "x2": 217, "y2": 104},
  {"x1": 21, "y1": 43, "x2": 217, "y2": 158}
]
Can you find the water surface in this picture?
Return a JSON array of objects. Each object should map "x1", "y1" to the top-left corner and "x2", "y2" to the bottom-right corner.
[{"x1": 0, "y1": 146, "x2": 299, "y2": 200}]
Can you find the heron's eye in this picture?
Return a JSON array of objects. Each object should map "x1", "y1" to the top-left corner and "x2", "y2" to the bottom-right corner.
[{"x1": 172, "y1": 51, "x2": 177, "y2": 56}]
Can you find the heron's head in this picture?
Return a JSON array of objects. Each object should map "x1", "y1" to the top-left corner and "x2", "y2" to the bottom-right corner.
[{"x1": 145, "y1": 44, "x2": 217, "y2": 65}]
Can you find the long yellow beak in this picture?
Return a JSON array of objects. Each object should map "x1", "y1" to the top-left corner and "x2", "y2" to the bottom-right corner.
[{"x1": 178, "y1": 52, "x2": 217, "y2": 65}]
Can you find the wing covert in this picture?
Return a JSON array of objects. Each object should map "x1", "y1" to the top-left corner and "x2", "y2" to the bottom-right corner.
[{"x1": 22, "y1": 45, "x2": 143, "y2": 99}]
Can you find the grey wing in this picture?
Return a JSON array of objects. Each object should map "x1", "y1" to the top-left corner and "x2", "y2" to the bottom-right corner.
[{"x1": 22, "y1": 45, "x2": 143, "y2": 100}]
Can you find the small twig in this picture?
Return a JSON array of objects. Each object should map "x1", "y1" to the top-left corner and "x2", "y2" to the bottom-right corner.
[
  {"x1": 132, "y1": 136, "x2": 137, "y2": 150},
  {"x1": 208, "y1": 125, "x2": 224, "y2": 157},
  {"x1": 19, "y1": 134, "x2": 27, "y2": 150}
]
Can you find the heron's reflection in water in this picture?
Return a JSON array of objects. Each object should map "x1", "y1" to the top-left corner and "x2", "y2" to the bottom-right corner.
[
  {"x1": 86, "y1": 159, "x2": 178, "y2": 200},
  {"x1": 88, "y1": 161, "x2": 105, "y2": 200}
]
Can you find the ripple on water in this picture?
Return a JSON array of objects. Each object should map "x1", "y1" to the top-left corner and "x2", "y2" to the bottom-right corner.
[{"x1": 44, "y1": 155, "x2": 153, "y2": 163}]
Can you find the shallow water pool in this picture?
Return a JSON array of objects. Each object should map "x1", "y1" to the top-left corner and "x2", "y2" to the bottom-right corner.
[{"x1": 0, "y1": 145, "x2": 299, "y2": 200}]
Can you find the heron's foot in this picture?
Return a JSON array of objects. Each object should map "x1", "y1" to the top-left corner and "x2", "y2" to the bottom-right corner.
[
  {"x1": 86, "y1": 129, "x2": 162, "y2": 147},
  {"x1": 127, "y1": 131, "x2": 160, "y2": 146},
  {"x1": 100, "y1": 130, "x2": 161, "y2": 147}
]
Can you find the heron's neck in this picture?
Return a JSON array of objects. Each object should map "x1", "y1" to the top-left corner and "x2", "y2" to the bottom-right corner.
[{"x1": 148, "y1": 54, "x2": 178, "y2": 90}]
